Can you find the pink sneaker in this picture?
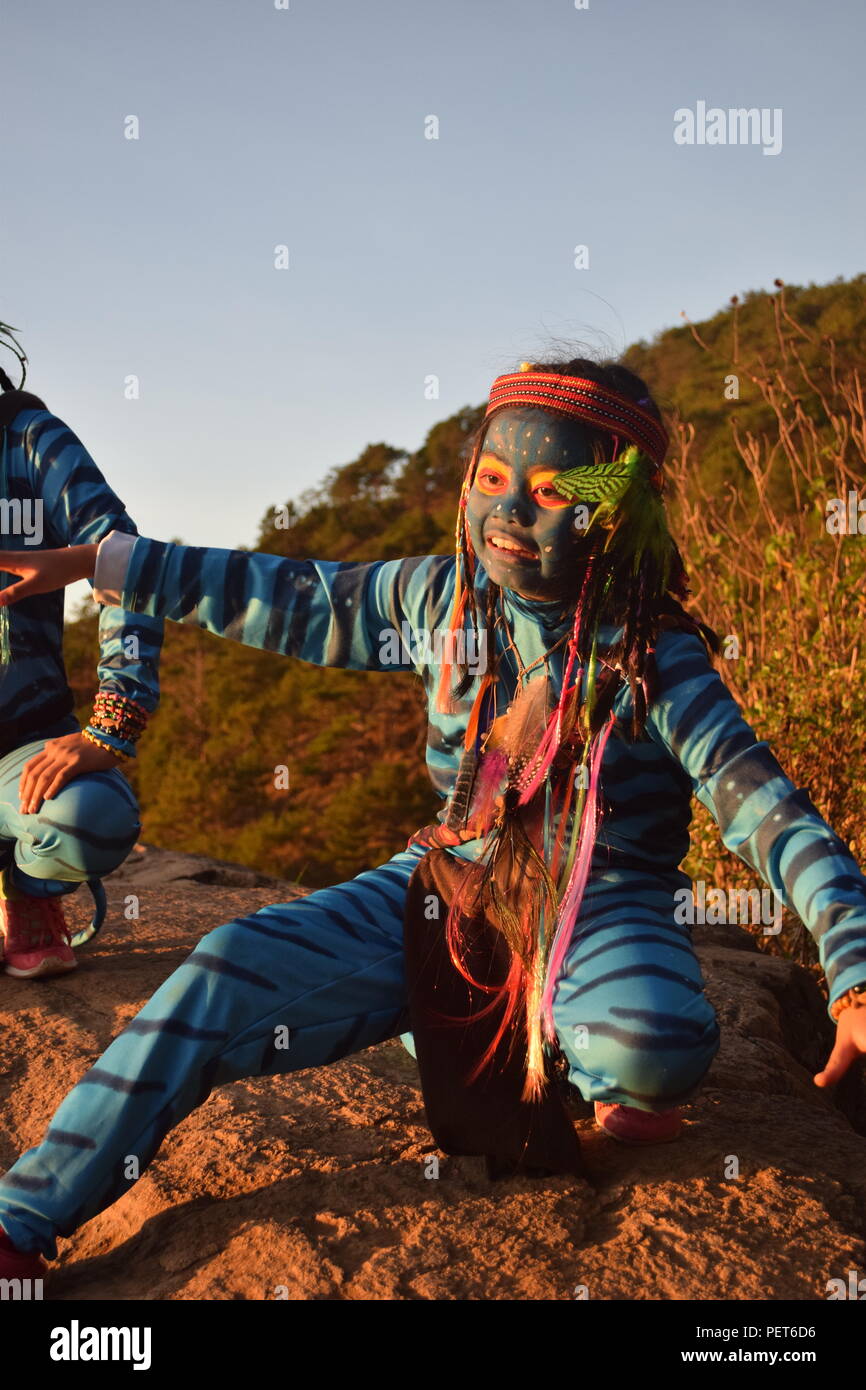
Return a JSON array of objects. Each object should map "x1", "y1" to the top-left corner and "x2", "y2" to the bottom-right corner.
[
  {"x1": 0, "y1": 1230, "x2": 46, "y2": 1285},
  {"x1": 1, "y1": 894, "x2": 77, "y2": 979},
  {"x1": 594, "y1": 1101, "x2": 682, "y2": 1144}
]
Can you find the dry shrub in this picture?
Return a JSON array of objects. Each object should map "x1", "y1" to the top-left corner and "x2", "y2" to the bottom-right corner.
[{"x1": 666, "y1": 283, "x2": 866, "y2": 990}]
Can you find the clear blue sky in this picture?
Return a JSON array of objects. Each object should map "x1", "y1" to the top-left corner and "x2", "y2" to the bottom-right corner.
[{"x1": 2, "y1": 0, "x2": 864, "y2": 571}]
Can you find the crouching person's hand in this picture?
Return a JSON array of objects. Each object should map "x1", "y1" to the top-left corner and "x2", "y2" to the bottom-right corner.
[{"x1": 19, "y1": 733, "x2": 123, "y2": 815}]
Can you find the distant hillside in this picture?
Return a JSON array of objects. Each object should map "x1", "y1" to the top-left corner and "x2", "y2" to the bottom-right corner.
[{"x1": 624, "y1": 273, "x2": 866, "y2": 508}]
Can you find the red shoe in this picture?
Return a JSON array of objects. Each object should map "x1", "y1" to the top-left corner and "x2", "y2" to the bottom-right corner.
[
  {"x1": 1, "y1": 894, "x2": 77, "y2": 979},
  {"x1": 594, "y1": 1101, "x2": 682, "y2": 1144},
  {"x1": 0, "y1": 1230, "x2": 47, "y2": 1287}
]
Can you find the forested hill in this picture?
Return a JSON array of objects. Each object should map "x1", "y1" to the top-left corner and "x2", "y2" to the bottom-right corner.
[{"x1": 62, "y1": 274, "x2": 866, "y2": 892}]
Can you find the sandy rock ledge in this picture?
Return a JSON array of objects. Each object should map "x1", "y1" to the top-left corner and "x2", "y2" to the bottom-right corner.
[{"x1": 1, "y1": 843, "x2": 864, "y2": 1301}]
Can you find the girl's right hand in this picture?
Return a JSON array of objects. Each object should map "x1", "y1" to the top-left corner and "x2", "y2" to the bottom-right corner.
[
  {"x1": 0, "y1": 543, "x2": 98, "y2": 605},
  {"x1": 814, "y1": 1003, "x2": 866, "y2": 1087}
]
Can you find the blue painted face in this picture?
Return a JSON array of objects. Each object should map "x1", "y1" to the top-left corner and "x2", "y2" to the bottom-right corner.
[{"x1": 466, "y1": 407, "x2": 595, "y2": 600}]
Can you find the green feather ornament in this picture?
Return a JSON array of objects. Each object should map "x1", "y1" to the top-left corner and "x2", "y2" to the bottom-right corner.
[
  {"x1": 550, "y1": 445, "x2": 644, "y2": 506},
  {"x1": 551, "y1": 444, "x2": 675, "y2": 590}
]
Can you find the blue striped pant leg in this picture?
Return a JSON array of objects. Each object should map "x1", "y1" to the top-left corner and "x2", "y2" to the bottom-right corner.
[
  {"x1": 553, "y1": 866, "x2": 721, "y2": 1111},
  {"x1": 0, "y1": 844, "x2": 428, "y2": 1258},
  {"x1": 0, "y1": 737, "x2": 141, "y2": 899}
]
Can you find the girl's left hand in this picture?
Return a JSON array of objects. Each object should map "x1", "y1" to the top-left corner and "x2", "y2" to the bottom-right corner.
[
  {"x1": 814, "y1": 1006, "x2": 866, "y2": 1088},
  {"x1": 0, "y1": 544, "x2": 98, "y2": 606},
  {"x1": 19, "y1": 733, "x2": 123, "y2": 814}
]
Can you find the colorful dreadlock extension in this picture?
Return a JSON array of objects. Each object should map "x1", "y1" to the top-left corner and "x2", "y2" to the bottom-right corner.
[
  {"x1": 0, "y1": 320, "x2": 29, "y2": 667},
  {"x1": 552, "y1": 443, "x2": 684, "y2": 735},
  {"x1": 435, "y1": 450, "x2": 482, "y2": 721}
]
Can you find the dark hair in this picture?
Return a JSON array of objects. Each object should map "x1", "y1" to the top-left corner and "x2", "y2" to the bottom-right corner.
[
  {"x1": 0, "y1": 320, "x2": 27, "y2": 392},
  {"x1": 450, "y1": 354, "x2": 719, "y2": 739},
  {"x1": 531, "y1": 355, "x2": 665, "y2": 463}
]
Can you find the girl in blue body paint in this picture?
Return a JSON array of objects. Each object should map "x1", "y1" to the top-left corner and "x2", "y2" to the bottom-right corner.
[{"x1": 0, "y1": 356, "x2": 864, "y2": 1283}]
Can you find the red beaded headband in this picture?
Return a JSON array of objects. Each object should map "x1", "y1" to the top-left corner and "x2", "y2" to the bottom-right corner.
[{"x1": 484, "y1": 368, "x2": 669, "y2": 488}]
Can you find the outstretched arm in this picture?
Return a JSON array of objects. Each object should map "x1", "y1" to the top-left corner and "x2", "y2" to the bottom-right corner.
[
  {"x1": 644, "y1": 628, "x2": 866, "y2": 1065},
  {"x1": 0, "y1": 531, "x2": 456, "y2": 674}
]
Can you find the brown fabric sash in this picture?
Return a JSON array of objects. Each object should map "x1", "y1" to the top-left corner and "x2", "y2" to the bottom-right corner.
[{"x1": 403, "y1": 845, "x2": 585, "y2": 1179}]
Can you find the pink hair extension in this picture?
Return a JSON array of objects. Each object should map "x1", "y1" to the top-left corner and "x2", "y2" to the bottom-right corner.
[
  {"x1": 516, "y1": 667, "x2": 582, "y2": 805},
  {"x1": 539, "y1": 709, "x2": 618, "y2": 1039},
  {"x1": 468, "y1": 747, "x2": 509, "y2": 829}
]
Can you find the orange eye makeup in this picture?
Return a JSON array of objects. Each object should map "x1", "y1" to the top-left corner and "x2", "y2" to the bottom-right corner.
[
  {"x1": 473, "y1": 455, "x2": 510, "y2": 494},
  {"x1": 473, "y1": 454, "x2": 572, "y2": 509},
  {"x1": 529, "y1": 467, "x2": 573, "y2": 510}
]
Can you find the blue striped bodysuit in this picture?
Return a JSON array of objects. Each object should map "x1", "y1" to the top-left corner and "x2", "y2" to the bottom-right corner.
[
  {"x1": 0, "y1": 533, "x2": 864, "y2": 1258},
  {"x1": 0, "y1": 408, "x2": 164, "y2": 897}
]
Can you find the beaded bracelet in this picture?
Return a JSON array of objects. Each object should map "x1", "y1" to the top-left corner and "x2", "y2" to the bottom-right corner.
[
  {"x1": 85, "y1": 692, "x2": 150, "y2": 760},
  {"x1": 92, "y1": 692, "x2": 149, "y2": 736},
  {"x1": 83, "y1": 727, "x2": 131, "y2": 759},
  {"x1": 93, "y1": 690, "x2": 148, "y2": 714},
  {"x1": 829, "y1": 984, "x2": 866, "y2": 1023}
]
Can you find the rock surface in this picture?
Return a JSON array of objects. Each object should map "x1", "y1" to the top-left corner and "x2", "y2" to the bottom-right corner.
[{"x1": 1, "y1": 842, "x2": 864, "y2": 1301}]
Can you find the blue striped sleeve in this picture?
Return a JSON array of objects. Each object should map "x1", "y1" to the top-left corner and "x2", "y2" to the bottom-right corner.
[
  {"x1": 21, "y1": 410, "x2": 164, "y2": 715},
  {"x1": 644, "y1": 627, "x2": 866, "y2": 1014},
  {"x1": 120, "y1": 535, "x2": 456, "y2": 674}
]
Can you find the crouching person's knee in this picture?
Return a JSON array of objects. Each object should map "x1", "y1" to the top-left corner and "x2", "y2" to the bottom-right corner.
[
  {"x1": 41, "y1": 772, "x2": 142, "y2": 879},
  {"x1": 557, "y1": 994, "x2": 721, "y2": 1111},
  {"x1": 197, "y1": 919, "x2": 242, "y2": 953}
]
